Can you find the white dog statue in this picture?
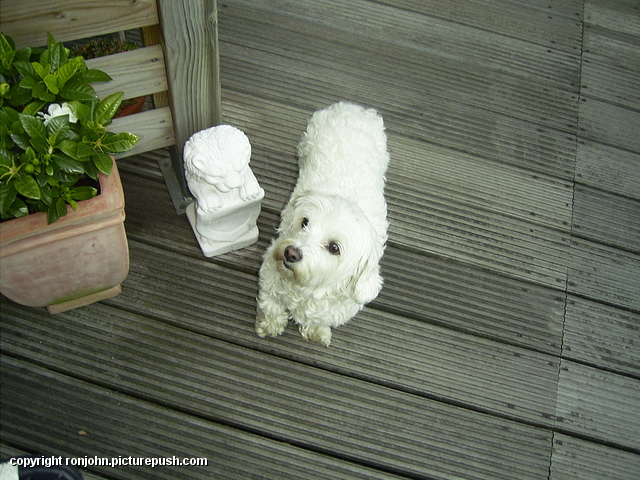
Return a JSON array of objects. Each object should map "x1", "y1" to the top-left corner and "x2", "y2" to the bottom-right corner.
[
  {"x1": 184, "y1": 125, "x2": 264, "y2": 257},
  {"x1": 256, "y1": 102, "x2": 389, "y2": 346}
]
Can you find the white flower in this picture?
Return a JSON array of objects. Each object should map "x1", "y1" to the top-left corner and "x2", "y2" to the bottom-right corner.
[{"x1": 39, "y1": 103, "x2": 78, "y2": 125}]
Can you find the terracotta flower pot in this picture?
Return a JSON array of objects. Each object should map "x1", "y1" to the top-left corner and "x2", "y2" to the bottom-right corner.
[
  {"x1": 0, "y1": 158, "x2": 129, "y2": 314},
  {"x1": 115, "y1": 96, "x2": 147, "y2": 118}
]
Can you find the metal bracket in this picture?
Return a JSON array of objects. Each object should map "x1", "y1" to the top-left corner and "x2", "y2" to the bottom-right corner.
[{"x1": 157, "y1": 145, "x2": 193, "y2": 214}]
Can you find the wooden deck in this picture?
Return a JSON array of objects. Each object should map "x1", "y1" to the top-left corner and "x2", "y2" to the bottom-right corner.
[{"x1": 1, "y1": 0, "x2": 639, "y2": 478}]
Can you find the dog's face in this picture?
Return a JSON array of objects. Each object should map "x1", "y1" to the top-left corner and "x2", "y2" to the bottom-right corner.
[{"x1": 271, "y1": 194, "x2": 384, "y2": 304}]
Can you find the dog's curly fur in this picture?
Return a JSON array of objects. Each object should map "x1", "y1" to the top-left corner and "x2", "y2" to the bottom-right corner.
[{"x1": 256, "y1": 102, "x2": 389, "y2": 346}]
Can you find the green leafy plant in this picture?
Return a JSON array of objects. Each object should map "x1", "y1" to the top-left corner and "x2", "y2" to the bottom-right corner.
[
  {"x1": 70, "y1": 37, "x2": 139, "y2": 59},
  {"x1": 0, "y1": 32, "x2": 139, "y2": 224}
]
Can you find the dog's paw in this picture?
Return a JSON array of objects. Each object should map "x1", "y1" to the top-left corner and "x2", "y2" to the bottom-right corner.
[
  {"x1": 299, "y1": 324, "x2": 332, "y2": 347},
  {"x1": 255, "y1": 306, "x2": 288, "y2": 338}
]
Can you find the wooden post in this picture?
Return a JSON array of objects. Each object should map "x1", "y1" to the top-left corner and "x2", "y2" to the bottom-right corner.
[{"x1": 156, "y1": 0, "x2": 222, "y2": 207}]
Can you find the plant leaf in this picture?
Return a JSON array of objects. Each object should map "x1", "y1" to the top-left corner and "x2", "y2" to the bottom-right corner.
[
  {"x1": 0, "y1": 183, "x2": 17, "y2": 217},
  {"x1": 56, "y1": 60, "x2": 79, "y2": 89},
  {"x1": 13, "y1": 175, "x2": 40, "y2": 200},
  {"x1": 95, "y1": 92, "x2": 123, "y2": 125},
  {"x1": 82, "y1": 69, "x2": 113, "y2": 83},
  {"x1": 46, "y1": 115, "x2": 70, "y2": 146},
  {"x1": 32, "y1": 82, "x2": 56, "y2": 102},
  {"x1": 44, "y1": 73, "x2": 59, "y2": 94},
  {"x1": 13, "y1": 60, "x2": 36, "y2": 78},
  {"x1": 92, "y1": 151, "x2": 113, "y2": 175},
  {"x1": 59, "y1": 78, "x2": 98, "y2": 101},
  {"x1": 75, "y1": 141, "x2": 96, "y2": 159},
  {"x1": 8, "y1": 197, "x2": 29, "y2": 218},
  {"x1": 18, "y1": 114, "x2": 47, "y2": 153},
  {"x1": 48, "y1": 196, "x2": 67, "y2": 224},
  {"x1": 69, "y1": 186, "x2": 98, "y2": 201},
  {"x1": 52, "y1": 153, "x2": 85, "y2": 174},
  {"x1": 100, "y1": 131, "x2": 139, "y2": 153}
]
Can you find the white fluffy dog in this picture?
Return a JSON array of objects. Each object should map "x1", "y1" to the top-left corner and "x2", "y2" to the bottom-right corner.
[{"x1": 256, "y1": 102, "x2": 389, "y2": 346}]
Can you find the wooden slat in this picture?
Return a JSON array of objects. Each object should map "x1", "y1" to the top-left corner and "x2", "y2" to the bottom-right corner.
[
  {"x1": 578, "y1": 97, "x2": 640, "y2": 153},
  {"x1": 87, "y1": 45, "x2": 169, "y2": 101},
  {"x1": 109, "y1": 107, "x2": 175, "y2": 158},
  {"x1": 0, "y1": 302, "x2": 554, "y2": 480},
  {"x1": 572, "y1": 185, "x2": 640, "y2": 252},
  {"x1": 1, "y1": 0, "x2": 159, "y2": 49},
  {"x1": 117, "y1": 157, "x2": 567, "y2": 355},
  {"x1": 0, "y1": 357, "x2": 407, "y2": 480},
  {"x1": 113, "y1": 237, "x2": 562, "y2": 425},
  {"x1": 218, "y1": 6, "x2": 580, "y2": 178},
  {"x1": 564, "y1": 296, "x2": 640, "y2": 377},
  {"x1": 584, "y1": 0, "x2": 640, "y2": 36},
  {"x1": 575, "y1": 140, "x2": 640, "y2": 199},
  {"x1": 567, "y1": 237, "x2": 640, "y2": 311},
  {"x1": 550, "y1": 433, "x2": 640, "y2": 480},
  {"x1": 220, "y1": 6, "x2": 579, "y2": 133},
  {"x1": 376, "y1": 0, "x2": 584, "y2": 52},
  {"x1": 226, "y1": 0, "x2": 581, "y2": 89},
  {"x1": 556, "y1": 360, "x2": 640, "y2": 450}
]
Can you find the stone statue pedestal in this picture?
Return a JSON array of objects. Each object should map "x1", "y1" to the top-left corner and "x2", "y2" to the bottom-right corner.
[{"x1": 183, "y1": 125, "x2": 264, "y2": 257}]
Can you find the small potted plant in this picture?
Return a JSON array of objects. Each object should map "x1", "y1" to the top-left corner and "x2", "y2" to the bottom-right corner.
[
  {"x1": 0, "y1": 32, "x2": 139, "y2": 313},
  {"x1": 71, "y1": 36, "x2": 147, "y2": 117}
]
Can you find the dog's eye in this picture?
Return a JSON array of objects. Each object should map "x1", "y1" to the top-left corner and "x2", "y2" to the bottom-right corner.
[
  {"x1": 301, "y1": 217, "x2": 309, "y2": 229},
  {"x1": 327, "y1": 242, "x2": 341, "y2": 255}
]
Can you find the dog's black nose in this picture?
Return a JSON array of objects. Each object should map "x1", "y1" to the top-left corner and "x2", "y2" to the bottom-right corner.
[{"x1": 284, "y1": 245, "x2": 302, "y2": 263}]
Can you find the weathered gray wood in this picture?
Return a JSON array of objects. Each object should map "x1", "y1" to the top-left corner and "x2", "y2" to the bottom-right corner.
[
  {"x1": 556, "y1": 360, "x2": 640, "y2": 450},
  {"x1": 88, "y1": 45, "x2": 169, "y2": 101},
  {"x1": 157, "y1": 0, "x2": 222, "y2": 150},
  {"x1": 572, "y1": 185, "x2": 640, "y2": 252},
  {"x1": 564, "y1": 296, "x2": 640, "y2": 377},
  {"x1": 1, "y1": 0, "x2": 159, "y2": 49},
  {"x1": 567, "y1": 237, "x2": 640, "y2": 311},
  {"x1": 109, "y1": 107, "x2": 175, "y2": 158},
  {"x1": 218, "y1": 6, "x2": 580, "y2": 178},
  {"x1": 578, "y1": 97, "x2": 640, "y2": 153},
  {"x1": 0, "y1": 357, "x2": 408, "y2": 480},
  {"x1": 584, "y1": 0, "x2": 640, "y2": 36},
  {"x1": 575, "y1": 140, "x2": 640, "y2": 199},
  {"x1": 376, "y1": 0, "x2": 584, "y2": 52},
  {"x1": 0, "y1": 304, "x2": 554, "y2": 480},
  {"x1": 116, "y1": 165, "x2": 566, "y2": 355},
  {"x1": 550, "y1": 433, "x2": 640, "y2": 480}
]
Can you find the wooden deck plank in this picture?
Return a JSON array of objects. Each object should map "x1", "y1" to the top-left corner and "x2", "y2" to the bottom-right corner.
[
  {"x1": 578, "y1": 97, "x2": 640, "y2": 153},
  {"x1": 117, "y1": 164, "x2": 566, "y2": 354},
  {"x1": 567, "y1": 238, "x2": 640, "y2": 311},
  {"x1": 375, "y1": 0, "x2": 584, "y2": 52},
  {"x1": 550, "y1": 433, "x2": 640, "y2": 480},
  {"x1": 564, "y1": 296, "x2": 640, "y2": 377},
  {"x1": 217, "y1": 93, "x2": 574, "y2": 288},
  {"x1": 220, "y1": 6, "x2": 580, "y2": 133},
  {"x1": 556, "y1": 360, "x2": 640, "y2": 450},
  {"x1": 575, "y1": 140, "x2": 640, "y2": 199},
  {"x1": 0, "y1": 357, "x2": 408, "y2": 480},
  {"x1": 104, "y1": 233, "x2": 562, "y2": 425},
  {"x1": 584, "y1": 0, "x2": 640, "y2": 36},
  {"x1": 225, "y1": 0, "x2": 581, "y2": 88},
  {"x1": 0, "y1": 304, "x2": 553, "y2": 480},
  {"x1": 572, "y1": 185, "x2": 640, "y2": 252}
]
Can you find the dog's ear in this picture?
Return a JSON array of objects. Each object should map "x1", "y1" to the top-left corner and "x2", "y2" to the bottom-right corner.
[{"x1": 348, "y1": 254, "x2": 383, "y2": 305}]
